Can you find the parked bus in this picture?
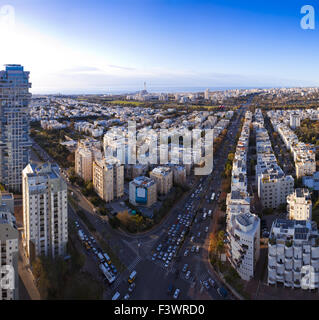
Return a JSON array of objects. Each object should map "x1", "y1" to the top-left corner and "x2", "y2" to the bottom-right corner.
[
  {"x1": 128, "y1": 270, "x2": 137, "y2": 284},
  {"x1": 99, "y1": 263, "x2": 116, "y2": 284}
]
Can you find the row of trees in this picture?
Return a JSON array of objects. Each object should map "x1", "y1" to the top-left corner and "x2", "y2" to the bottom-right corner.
[
  {"x1": 30, "y1": 128, "x2": 74, "y2": 168},
  {"x1": 32, "y1": 237, "x2": 103, "y2": 299}
]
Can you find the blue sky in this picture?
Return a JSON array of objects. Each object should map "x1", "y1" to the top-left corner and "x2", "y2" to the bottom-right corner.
[{"x1": 0, "y1": 0, "x2": 318, "y2": 93}]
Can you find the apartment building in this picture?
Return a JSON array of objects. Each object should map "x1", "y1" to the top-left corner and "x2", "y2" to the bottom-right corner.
[
  {"x1": 93, "y1": 157, "x2": 124, "y2": 202},
  {"x1": 303, "y1": 172, "x2": 319, "y2": 191},
  {"x1": 0, "y1": 193, "x2": 18, "y2": 300},
  {"x1": 269, "y1": 114, "x2": 316, "y2": 179},
  {"x1": 227, "y1": 213, "x2": 260, "y2": 281},
  {"x1": 129, "y1": 176, "x2": 157, "y2": 208},
  {"x1": 226, "y1": 111, "x2": 261, "y2": 281},
  {"x1": 287, "y1": 188, "x2": 312, "y2": 221},
  {"x1": 22, "y1": 162, "x2": 68, "y2": 262},
  {"x1": 290, "y1": 112, "x2": 301, "y2": 129},
  {"x1": 150, "y1": 166, "x2": 173, "y2": 195},
  {"x1": 255, "y1": 110, "x2": 294, "y2": 209},
  {"x1": 172, "y1": 165, "x2": 187, "y2": 186},
  {"x1": 75, "y1": 146, "x2": 93, "y2": 182},
  {"x1": 268, "y1": 219, "x2": 319, "y2": 290},
  {"x1": 0, "y1": 65, "x2": 32, "y2": 192}
]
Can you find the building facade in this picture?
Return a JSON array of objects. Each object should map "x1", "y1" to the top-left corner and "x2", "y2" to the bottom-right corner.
[
  {"x1": 268, "y1": 219, "x2": 319, "y2": 290},
  {"x1": 129, "y1": 176, "x2": 157, "y2": 208},
  {"x1": 93, "y1": 157, "x2": 124, "y2": 202},
  {"x1": 22, "y1": 162, "x2": 68, "y2": 262},
  {"x1": 150, "y1": 166, "x2": 173, "y2": 195},
  {"x1": 287, "y1": 188, "x2": 312, "y2": 221},
  {"x1": 0, "y1": 193, "x2": 18, "y2": 300},
  {"x1": 0, "y1": 65, "x2": 32, "y2": 192}
]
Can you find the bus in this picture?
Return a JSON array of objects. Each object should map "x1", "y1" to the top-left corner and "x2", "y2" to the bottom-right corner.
[
  {"x1": 103, "y1": 253, "x2": 111, "y2": 265},
  {"x1": 99, "y1": 263, "x2": 116, "y2": 284},
  {"x1": 128, "y1": 270, "x2": 137, "y2": 284}
]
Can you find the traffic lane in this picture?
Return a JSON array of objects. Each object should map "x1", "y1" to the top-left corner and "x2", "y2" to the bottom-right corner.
[{"x1": 114, "y1": 260, "x2": 192, "y2": 300}]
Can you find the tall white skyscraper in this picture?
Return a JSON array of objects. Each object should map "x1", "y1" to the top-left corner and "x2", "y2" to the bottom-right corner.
[
  {"x1": 0, "y1": 65, "x2": 32, "y2": 192},
  {"x1": 22, "y1": 162, "x2": 68, "y2": 262}
]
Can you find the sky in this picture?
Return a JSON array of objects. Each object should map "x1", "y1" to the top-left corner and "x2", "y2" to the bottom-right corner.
[{"x1": 0, "y1": 0, "x2": 318, "y2": 93}]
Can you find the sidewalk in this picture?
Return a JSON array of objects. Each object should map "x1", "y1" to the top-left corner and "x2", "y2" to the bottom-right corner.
[{"x1": 18, "y1": 240, "x2": 41, "y2": 300}]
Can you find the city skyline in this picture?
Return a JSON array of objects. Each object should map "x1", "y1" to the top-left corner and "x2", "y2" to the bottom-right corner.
[{"x1": 1, "y1": 0, "x2": 319, "y2": 93}]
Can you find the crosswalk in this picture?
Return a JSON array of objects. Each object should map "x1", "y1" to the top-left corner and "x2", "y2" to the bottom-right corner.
[
  {"x1": 198, "y1": 271, "x2": 210, "y2": 283},
  {"x1": 111, "y1": 256, "x2": 143, "y2": 290},
  {"x1": 127, "y1": 256, "x2": 143, "y2": 272}
]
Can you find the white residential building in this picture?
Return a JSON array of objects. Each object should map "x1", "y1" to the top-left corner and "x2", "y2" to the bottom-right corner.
[
  {"x1": 0, "y1": 193, "x2": 18, "y2": 300},
  {"x1": 227, "y1": 213, "x2": 260, "y2": 281},
  {"x1": 226, "y1": 111, "x2": 261, "y2": 281},
  {"x1": 255, "y1": 110, "x2": 294, "y2": 209},
  {"x1": 287, "y1": 188, "x2": 312, "y2": 221},
  {"x1": 22, "y1": 162, "x2": 68, "y2": 262},
  {"x1": 150, "y1": 166, "x2": 173, "y2": 195},
  {"x1": 290, "y1": 112, "x2": 301, "y2": 129},
  {"x1": 93, "y1": 157, "x2": 124, "y2": 202},
  {"x1": 129, "y1": 176, "x2": 157, "y2": 208},
  {"x1": 268, "y1": 219, "x2": 319, "y2": 290}
]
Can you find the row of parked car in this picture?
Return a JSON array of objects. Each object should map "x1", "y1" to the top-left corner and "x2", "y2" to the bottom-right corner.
[{"x1": 75, "y1": 220, "x2": 118, "y2": 283}]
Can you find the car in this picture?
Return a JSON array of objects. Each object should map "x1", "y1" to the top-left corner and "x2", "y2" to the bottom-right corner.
[
  {"x1": 128, "y1": 283, "x2": 136, "y2": 292},
  {"x1": 205, "y1": 226, "x2": 209, "y2": 233},
  {"x1": 185, "y1": 271, "x2": 191, "y2": 280},
  {"x1": 208, "y1": 278, "x2": 215, "y2": 287},
  {"x1": 191, "y1": 245, "x2": 196, "y2": 253},
  {"x1": 203, "y1": 281, "x2": 210, "y2": 289},
  {"x1": 164, "y1": 262, "x2": 169, "y2": 268},
  {"x1": 182, "y1": 264, "x2": 188, "y2": 272},
  {"x1": 123, "y1": 294, "x2": 130, "y2": 300},
  {"x1": 196, "y1": 246, "x2": 200, "y2": 253},
  {"x1": 173, "y1": 289, "x2": 180, "y2": 299},
  {"x1": 184, "y1": 249, "x2": 189, "y2": 256},
  {"x1": 197, "y1": 232, "x2": 201, "y2": 238}
]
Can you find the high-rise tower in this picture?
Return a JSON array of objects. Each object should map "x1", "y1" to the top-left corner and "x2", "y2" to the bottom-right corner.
[{"x1": 0, "y1": 65, "x2": 32, "y2": 192}]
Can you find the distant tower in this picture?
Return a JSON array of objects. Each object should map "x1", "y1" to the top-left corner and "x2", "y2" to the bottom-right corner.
[
  {"x1": 144, "y1": 81, "x2": 146, "y2": 91},
  {"x1": 204, "y1": 88, "x2": 210, "y2": 100}
]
